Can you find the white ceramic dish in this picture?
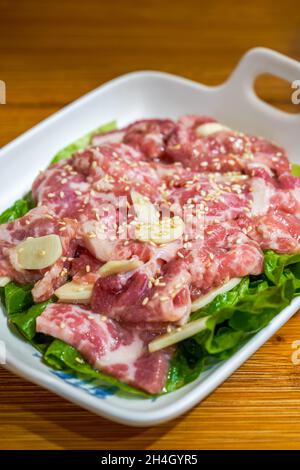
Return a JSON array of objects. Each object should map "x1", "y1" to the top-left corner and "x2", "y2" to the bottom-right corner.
[{"x1": 1, "y1": 47, "x2": 300, "y2": 427}]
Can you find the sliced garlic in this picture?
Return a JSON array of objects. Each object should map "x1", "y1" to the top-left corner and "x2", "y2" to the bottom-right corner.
[
  {"x1": 0, "y1": 276, "x2": 11, "y2": 287},
  {"x1": 98, "y1": 258, "x2": 143, "y2": 278},
  {"x1": 55, "y1": 281, "x2": 93, "y2": 303},
  {"x1": 196, "y1": 122, "x2": 230, "y2": 137},
  {"x1": 191, "y1": 277, "x2": 241, "y2": 312},
  {"x1": 17, "y1": 234, "x2": 62, "y2": 270},
  {"x1": 149, "y1": 316, "x2": 209, "y2": 353},
  {"x1": 131, "y1": 190, "x2": 159, "y2": 225},
  {"x1": 135, "y1": 216, "x2": 184, "y2": 245}
]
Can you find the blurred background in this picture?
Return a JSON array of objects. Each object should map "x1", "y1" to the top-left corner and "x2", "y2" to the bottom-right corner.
[{"x1": 0, "y1": 0, "x2": 299, "y2": 147}]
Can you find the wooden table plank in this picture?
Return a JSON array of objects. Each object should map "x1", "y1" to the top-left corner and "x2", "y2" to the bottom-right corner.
[{"x1": 1, "y1": 0, "x2": 300, "y2": 450}]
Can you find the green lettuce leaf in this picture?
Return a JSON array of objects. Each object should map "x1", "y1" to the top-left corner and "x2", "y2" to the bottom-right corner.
[
  {"x1": 0, "y1": 282, "x2": 146, "y2": 395},
  {"x1": 8, "y1": 300, "x2": 53, "y2": 352},
  {"x1": 167, "y1": 251, "x2": 300, "y2": 392},
  {"x1": 10, "y1": 300, "x2": 52, "y2": 341},
  {"x1": 0, "y1": 193, "x2": 34, "y2": 224},
  {"x1": 264, "y1": 250, "x2": 300, "y2": 285},
  {"x1": 291, "y1": 163, "x2": 300, "y2": 177},
  {"x1": 2, "y1": 282, "x2": 33, "y2": 314},
  {"x1": 166, "y1": 339, "x2": 205, "y2": 392},
  {"x1": 44, "y1": 339, "x2": 148, "y2": 397},
  {"x1": 51, "y1": 120, "x2": 116, "y2": 163}
]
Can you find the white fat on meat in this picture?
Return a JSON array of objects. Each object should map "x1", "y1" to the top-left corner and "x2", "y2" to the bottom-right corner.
[
  {"x1": 35, "y1": 303, "x2": 171, "y2": 393},
  {"x1": 250, "y1": 177, "x2": 274, "y2": 216},
  {"x1": 196, "y1": 122, "x2": 230, "y2": 137}
]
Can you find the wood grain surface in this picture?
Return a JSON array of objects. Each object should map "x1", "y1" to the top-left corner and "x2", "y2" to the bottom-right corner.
[{"x1": 1, "y1": 0, "x2": 300, "y2": 450}]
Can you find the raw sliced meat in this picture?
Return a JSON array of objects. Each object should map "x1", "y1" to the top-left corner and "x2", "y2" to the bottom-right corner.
[
  {"x1": 0, "y1": 206, "x2": 78, "y2": 301},
  {"x1": 32, "y1": 159, "x2": 91, "y2": 218},
  {"x1": 70, "y1": 247, "x2": 103, "y2": 284},
  {"x1": 166, "y1": 115, "x2": 290, "y2": 178},
  {"x1": 2, "y1": 113, "x2": 300, "y2": 395},
  {"x1": 237, "y1": 177, "x2": 300, "y2": 253},
  {"x1": 91, "y1": 258, "x2": 191, "y2": 324},
  {"x1": 73, "y1": 143, "x2": 161, "y2": 201},
  {"x1": 184, "y1": 222, "x2": 264, "y2": 298},
  {"x1": 246, "y1": 211, "x2": 300, "y2": 254},
  {"x1": 36, "y1": 303, "x2": 171, "y2": 394},
  {"x1": 91, "y1": 119, "x2": 175, "y2": 159},
  {"x1": 166, "y1": 172, "x2": 252, "y2": 225}
]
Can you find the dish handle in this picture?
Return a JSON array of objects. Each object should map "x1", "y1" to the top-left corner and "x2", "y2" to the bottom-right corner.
[{"x1": 224, "y1": 47, "x2": 300, "y2": 121}]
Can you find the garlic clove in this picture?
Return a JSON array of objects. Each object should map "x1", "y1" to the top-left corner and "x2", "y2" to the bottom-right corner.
[
  {"x1": 191, "y1": 278, "x2": 242, "y2": 312},
  {"x1": 149, "y1": 316, "x2": 209, "y2": 353},
  {"x1": 17, "y1": 234, "x2": 62, "y2": 270},
  {"x1": 135, "y1": 216, "x2": 185, "y2": 245},
  {"x1": 131, "y1": 190, "x2": 159, "y2": 225},
  {"x1": 98, "y1": 258, "x2": 143, "y2": 278},
  {"x1": 0, "y1": 276, "x2": 11, "y2": 287},
  {"x1": 55, "y1": 281, "x2": 93, "y2": 303}
]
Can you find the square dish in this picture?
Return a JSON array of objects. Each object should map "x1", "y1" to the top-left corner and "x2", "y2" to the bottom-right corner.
[{"x1": 1, "y1": 47, "x2": 300, "y2": 426}]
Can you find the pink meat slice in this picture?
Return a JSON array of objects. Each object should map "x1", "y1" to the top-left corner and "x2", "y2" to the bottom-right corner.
[
  {"x1": 0, "y1": 206, "x2": 78, "y2": 301},
  {"x1": 32, "y1": 159, "x2": 91, "y2": 218},
  {"x1": 70, "y1": 248, "x2": 103, "y2": 285},
  {"x1": 166, "y1": 115, "x2": 290, "y2": 178},
  {"x1": 91, "y1": 119, "x2": 175, "y2": 159},
  {"x1": 245, "y1": 211, "x2": 300, "y2": 254},
  {"x1": 36, "y1": 303, "x2": 171, "y2": 394},
  {"x1": 72, "y1": 143, "x2": 161, "y2": 200},
  {"x1": 33, "y1": 143, "x2": 162, "y2": 221},
  {"x1": 166, "y1": 172, "x2": 252, "y2": 225},
  {"x1": 237, "y1": 177, "x2": 300, "y2": 254},
  {"x1": 184, "y1": 222, "x2": 264, "y2": 298},
  {"x1": 278, "y1": 173, "x2": 300, "y2": 190},
  {"x1": 91, "y1": 258, "x2": 191, "y2": 324},
  {"x1": 89, "y1": 240, "x2": 186, "y2": 323}
]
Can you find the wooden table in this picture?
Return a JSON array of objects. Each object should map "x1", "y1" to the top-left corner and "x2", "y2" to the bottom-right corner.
[{"x1": 1, "y1": 0, "x2": 300, "y2": 450}]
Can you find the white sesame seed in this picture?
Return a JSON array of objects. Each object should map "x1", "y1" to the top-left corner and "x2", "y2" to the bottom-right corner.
[
  {"x1": 75, "y1": 357, "x2": 84, "y2": 364},
  {"x1": 87, "y1": 231, "x2": 96, "y2": 239}
]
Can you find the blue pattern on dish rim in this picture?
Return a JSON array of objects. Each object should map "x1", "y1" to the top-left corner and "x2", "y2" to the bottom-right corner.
[
  {"x1": 52, "y1": 370, "x2": 117, "y2": 398},
  {"x1": 32, "y1": 352, "x2": 157, "y2": 400},
  {"x1": 32, "y1": 352, "x2": 117, "y2": 398}
]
